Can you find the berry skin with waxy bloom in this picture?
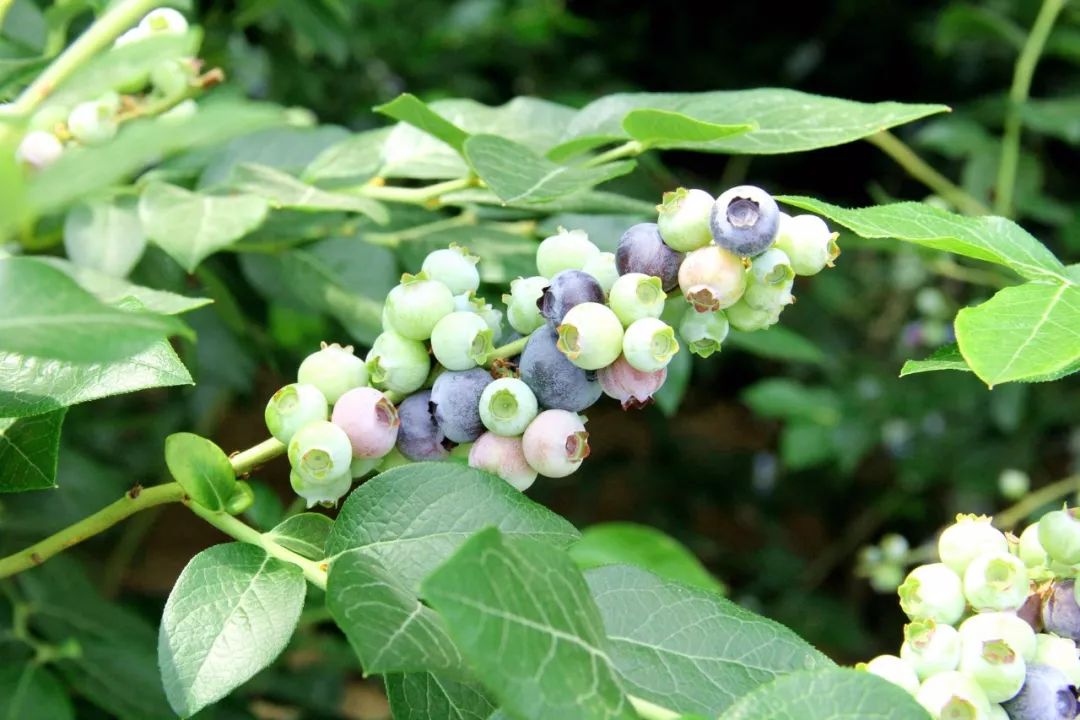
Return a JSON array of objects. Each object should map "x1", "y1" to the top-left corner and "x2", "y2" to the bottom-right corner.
[
  {"x1": 938, "y1": 514, "x2": 1010, "y2": 575},
  {"x1": 383, "y1": 272, "x2": 455, "y2": 341},
  {"x1": 743, "y1": 248, "x2": 795, "y2": 311},
  {"x1": 538, "y1": 270, "x2": 605, "y2": 327},
  {"x1": 518, "y1": 325, "x2": 602, "y2": 413},
  {"x1": 1034, "y1": 634, "x2": 1080, "y2": 686},
  {"x1": 615, "y1": 223, "x2": 684, "y2": 292},
  {"x1": 1038, "y1": 508, "x2": 1080, "y2": 566},
  {"x1": 898, "y1": 562, "x2": 966, "y2": 625},
  {"x1": 959, "y1": 638, "x2": 1026, "y2": 703},
  {"x1": 469, "y1": 432, "x2": 537, "y2": 491},
  {"x1": 430, "y1": 368, "x2": 493, "y2": 443},
  {"x1": 139, "y1": 7, "x2": 189, "y2": 34},
  {"x1": 504, "y1": 276, "x2": 549, "y2": 334},
  {"x1": 290, "y1": 470, "x2": 351, "y2": 509},
  {"x1": 581, "y1": 252, "x2": 619, "y2": 294},
  {"x1": 678, "y1": 307, "x2": 729, "y2": 358},
  {"x1": 900, "y1": 619, "x2": 961, "y2": 680},
  {"x1": 621, "y1": 318, "x2": 679, "y2": 373},
  {"x1": 915, "y1": 670, "x2": 993, "y2": 720},
  {"x1": 678, "y1": 245, "x2": 747, "y2": 313},
  {"x1": 1002, "y1": 664, "x2": 1079, "y2": 720},
  {"x1": 422, "y1": 245, "x2": 480, "y2": 295},
  {"x1": 522, "y1": 410, "x2": 589, "y2": 478},
  {"x1": 1041, "y1": 580, "x2": 1080, "y2": 643},
  {"x1": 597, "y1": 355, "x2": 667, "y2": 410},
  {"x1": 68, "y1": 99, "x2": 118, "y2": 145},
  {"x1": 774, "y1": 213, "x2": 840, "y2": 276},
  {"x1": 365, "y1": 331, "x2": 431, "y2": 395},
  {"x1": 297, "y1": 343, "x2": 368, "y2": 403},
  {"x1": 395, "y1": 390, "x2": 451, "y2": 461},
  {"x1": 608, "y1": 272, "x2": 666, "y2": 327},
  {"x1": 958, "y1": 612, "x2": 1038, "y2": 662},
  {"x1": 478, "y1": 378, "x2": 539, "y2": 437},
  {"x1": 657, "y1": 187, "x2": 714, "y2": 252},
  {"x1": 556, "y1": 302, "x2": 624, "y2": 371},
  {"x1": 430, "y1": 311, "x2": 494, "y2": 371},
  {"x1": 287, "y1": 420, "x2": 353, "y2": 485},
  {"x1": 724, "y1": 296, "x2": 783, "y2": 332},
  {"x1": 265, "y1": 383, "x2": 329, "y2": 444},
  {"x1": 709, "y1": 184, "x2": 781, "y2": 258},
  {"x1": 331, "y1": 387, "x2": 400, "y2": 459},
  {"x1": 454, "y1": 292, "x2": 504, "y2": 344},
  {"x1": 962, "y1": 552, "x2": 1030, "y2": 612},
  {"x1": 16, "y1": 130, "x2": 63, "y2": 169},
  {"x1": 858, "y1": 654, "x2": 920, "y2": 695},
  {"x1": 536, "y1": 227, "x2": 599, "y2": 278}
]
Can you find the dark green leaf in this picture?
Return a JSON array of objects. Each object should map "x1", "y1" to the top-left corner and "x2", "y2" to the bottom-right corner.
[
  {"x1": 571, "y1": 524, "x2": 724, "y2": 594},
  {"x1": 163, "y1": 433, "x2": 236, "y2": 511},
  {"x1": 0, "y1": 663, "x2": 74, "y2": 720},
  {"x1": 55, "y1": 637, "x2": 175, "y2": 720},
  {"x1": 266, "y1": 512, "x2": 334, "y2": 559},
  {"x1": 0, "y1": 409, "x2": 65, "y2": 492},
  {"x1": 741, "y1": 379, "x2": 841, "y2": 425},
  {"x1": 899, "y1": 344, "x2": 972, "y2": 377},
  {"x1": 1022, "y1": 97, "x2": 1080, "y2": 145},
  {"x1": 376, "y1": 93, "x2": 470, "y2": 154},
  {"x1": 725, "y1": 327, "x2": 826, "y2": 365},
  {"x1": 386, "y1": 672, "x2": 496, "y2": 720},
  {"x1": 654, "y1": 345, "x2": 691, "y2": 417}
]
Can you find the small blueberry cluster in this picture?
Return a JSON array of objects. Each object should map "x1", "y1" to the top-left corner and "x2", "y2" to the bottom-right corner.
[
  {"x1": 14, "y1": 8, "x2": 195, "y2": 171},
  {"x1": 860, "y1": 511, "x2": 1080, "y2": 720},
  {"x1": 265, "y1": 185, "x2": 838, "y2": 506}
]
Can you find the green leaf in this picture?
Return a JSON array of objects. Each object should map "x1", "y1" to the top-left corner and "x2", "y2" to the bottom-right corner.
[
  {"x1": 1022, "y1": 97, "x2": 1080, "y2": 145},
  {"x1": 158, "y1": 543, "x2": 307, "y2": 718},
  {"x1": 955, "y1": 282, "x2": 1080, "y2": 386},
  {"x1": 303, "y1": 127, "x2": 390, "y2": 185},
  {"x1": 464, "y1": 134, "x2": 636, "y2": 204},
  {"x1": 138, "y1": 182, "x2": 269, "y2": 272},
  {"x1": 0, "y1": 410, "x2": 65, "y2": 492},
  {"x1": 423, "y1": 528, "x2": 637, "y2": 720},
  {"x1": 230, "y1": 163, "x2": 389, "y2": 223},
  {"x1": 781, "y1": 422, "x2": 836, "y2": 470},
  {"x1": 621, "y1": 109, "x2": 752, "y2": 148},
  {"x1": 35, "y1": 256, "x2": 211, "y2": 315},
  {"x1": 0, "y1": 257, "x2": 187, "y2": 363},
  {"x1": 899, "y1": 344, "x2": 972, "y2": 377},
  {"x1": 778, "y1": 196, "x2": 1067, "y2": 283},
  {"x1": 385, "y1": 672, "x2": 496, "y2": 720},
  {"x1": 741, "y1": 379, "x2": 841, "y2": 425},
  {"x1": 164, "y1": 432, "x2": 237, "y2": 511},
  {"x1": 0, "y1": 664, "x2": 74, "y2": 720},
  {"x1": 325, "y1": 462, "x2": 580, "y2": 588},
  {"x1": 557, "y1": 89, "x2": 948, "y2": 156},
  {"x1": 55, "y1": 636, "x2": 175, "y2": 720},
  {"x1": 266, "y1": 512, "x2": 334, "y2": 559},
  {"x1": 376, "y1": 93, "x2": 470, "y2": 154},
  {"x1": 725, "y1": 327, "x2": 826, "y2": 365},
  {"x1": 199, "y1": 125, "x2": 351, "y2": 188},
  {"x1": 654, "y1": 345, "x2": 691, "y2": 417},
  {"x1": 571, "y1": 524, "x2": 724, "y2": 594},
  {"x1": 63, "y1": 196, "x2": 147, "y2": 278},
  {"x1": 587, "y1": 565, "x2": 831, "y2": 717},
  {"x1": 717, "y1": 668, "x2": 929, "y2": 720}
]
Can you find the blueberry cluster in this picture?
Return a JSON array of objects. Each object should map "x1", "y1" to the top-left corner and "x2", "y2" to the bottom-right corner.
[
  {"x1": 265, "y1": 185, "x2": 838, "y2": 506},
  {"x1": 860, "y1": 511, "x2": 1080, "y2": 720},
  {"x1": 14, "y1": 8, "x2": 195, "y2": 171}
]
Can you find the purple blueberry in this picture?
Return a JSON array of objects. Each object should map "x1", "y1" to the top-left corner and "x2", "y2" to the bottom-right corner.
[
  {"x1": 519, "y1": 325, "x2": 602, "y2": 413},
  {"x1": 709, "y1": 185, "x2": 780, "y2": 257},
  {"x1": 1042, "y1": 580, "x2": 1080, "y2": 642},
  {"x1": 615, "y1": 223, "x2": 684, "y2": 292},
  {"x1": 396, "y1": 390, "x2": 451, "y2": 461},
  {"x1": 538, "y1": 270, "x2": 604, "y2": 326},
  {"x1": 1002, "y1": 664, "x2": 1078, "y2": 720},
  {"x1": 430, "y1": 368, "x2": 493, "y2": 443}
]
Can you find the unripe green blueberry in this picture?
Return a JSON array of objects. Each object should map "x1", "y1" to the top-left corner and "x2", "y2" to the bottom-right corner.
[
  {"x1": 384, "y1": 272, "x2": 455, "y2": 341},
  {"x1": 16, "y1": 130, "x2": 63, "y2": 170},
  {"x1": 898, "y1": 562, "x2": 966, "y2": 624},
  {"x1": 961, "y1": 639, "x2": 1026, "y2": 704},
  {"x1": 265, "y1": 383, "x2": 329, "y2": 444},
  {"x1": 430, "y1": 311, "x2": 494, "y2": 371},
  {"x1": 422, "y1": 245, "x2": 480, "y2": 295},
  {"x1": 350, "y1": 456, "x2": 380, "y2": 479},
  {"x1": 622, "y1": 318, "x2": 679, "y2": 372},
  {"x1": 959, "y1": 613, "x2": 1037, "y2": 662},
  {"x1": 657, "y1": 187, "x2": 714, "y2": 252},
  {"x1": 28, "y1": 105, "x2": 68, "y2": 133},
  {"x1": 114, "y1": 26, "x2": 149, "y2": 47},
  {"x1": 581, "y1": 252, "x2": 619, "y2": 294},
  {"x1": 297, "y1": 342, "x2": 369, "y2": 403},
  {"x1": 724, "y1": 296, "x2": 783, "y2": 332},
  {"x1": 522, "y1": 409, "x2": 589, "y2": 478},
  {"x1": 68, "y1": 99, "x2": 118, "y2": 145},
  {"x1": 678, "y1": 245, "x2": 747, "y2": 312},
  {"x1": 366, "y1": 331, "x2": 431, "y2": 395},
  {"x1": 450, "y1": 293, "x2": 503, "y2": 344},
  {"x1": 536, "y1": 227, "x2": 599, "y2": 277},
  {"x1": 556, "y1": 302, "x2": 623, "y2": 371},
  {"x1": 608, "y1": 273, "x2": 666, "y2": 326},
  {"x1": 915, "y1": 670, "x2": 993, "y2": 720},
  {"x1": 987, "y1": 703, "x2": 1008, "y2": 720},
  {"x1": 858, "y1": 655, "x2": 919, "y2": 695},
  {"x1": 287, "y1": 420, "x2": 353, "y2": 485},
  {"x1": 376, "y1": 447, "x2": 409, "y2": 472},
  {"x1": 1038, "y1": 508, "x2": 1080, "y2": 566},
  {"x1": 290, "y1": 469, "x2": 351, "y2": 508},
  {"x1": 503, "y1": 276, "x2": 548, "y2": 334},
  {"x1": 938, "y1": 514, "x2": 1010, "y2": 575},
  {"x1": 963, "y1": 552, "x2": 1029, "y2": 611},
  {"x1": 1034, "y1": 634, "x2": 1080, "y2": 685},
  {"x1": 678, "y1": 307, "x2": 729, "y2": 358},
  {"x1": 743, "y1": 248, "x2": 795, "y2": 310},
  {"x1": 1018, "y1": 523, "x2": 1048, "y2": 568},
  {"x1": 773, "y1": 212, "x2": 840, "y2": 276},
  {"x1": 332, "y1": 387, "x2": 400, "y2": 459},
  {"x1": 901, "y1": 620, "x2": 961, "y2": 680},
  {"x1": 159, "y1": 99, "x2": 197, "y2": 123},
  {"x1": 469, "y1": 432, "x2": 537, "y2": 491},
  {"x1": 139, "y1": 7, "x2": 189, "y2": 35},
  {"x1": 998, "y1": 469, "x2": 1030, "y2": 500},
  {"x1": 150, "y1": 58, "x2": 192, "y2": 98},
  {"x1": 479, "y1": 378, "x2": 538, "y2": 437}
]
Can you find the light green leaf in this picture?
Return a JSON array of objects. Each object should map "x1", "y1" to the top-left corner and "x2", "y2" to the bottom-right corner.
[
  {"x1": 955, "y1": 282, "x2": 1080, "y2": 386},
  {"x1": 899, "y1": 344, "x2": 972, "y2": 377},
  {"x1": 158, "y1": 543, "x2": 307, "y2": 718},
  {"x1": 376, "y1": 93, "x2": 470, "y2": 154},
  {"x1": 0, "y1": 409, "x2": 65, "y2": 492},
  {"x1": 1022, "y1": 97, "x2": 1080, "y2": 145},
  {"x1": 571, "y1": 524, "x2": 724, "y2": 595},
  {"x1": 266, "y1": 512, "x2": 334, "y2": 560},
  {"x1": 0, "y1": 664, "x2": 74, "y2": 720},
  {"x1": 386, "y1": 672, "x2": 496, "y2": 720},
  {"x1": 441, "y1": 187, "x2": 657, "y2": 216},
  {"x1": 423, "y1": 528, "x2": 637, "y2": 720},
  {"x1": 621, "y1": 109, "x2": 753, "y2": 148},
  {"x1": 63, "y1": 196, "x2": 147, "y2": 278},
  {"x1": 303, "y1": 127, "x2": 390, "y2": 185},
  {"x1": 199, "y1": 125, "x2": 350, "y2": 188},
  {"x1": 163, "y1": 432, "x2": 236, "y2": 511},
  {"x1": 558, "y1": 89, "x2": 948, "y2": 156},
  {"x1": 725, "y1": 327, "x2": 826, "y2": 365},
  {"x1": 741, "y1": 379, "x2": 841, "y2": 425},
  {"x1": 464, "y1": 134, "x2": 635, "y2": 204},
  {"x1": 777, "y1": 196, "x2": 1066, "y2": 283},
  {"x1": 230, "y1": 162, "x2": 389, "y2": 223},
  {"x1": 139, "y1": 182, "x2": 270, "y2": 272},
  {"x1": 35, "y1": 256, "x2": 211, "y2": 315},
  {"x1": 587, "y1": 565, "x2": 831, "y2": 717},
  {"x1": 717, "y1": 668, "x2": 929, "y2": 720}
]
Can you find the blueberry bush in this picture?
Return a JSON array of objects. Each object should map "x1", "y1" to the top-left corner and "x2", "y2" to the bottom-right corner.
[{"x1": 1, "y1": 1, "x2": 1079, "y2": 719}]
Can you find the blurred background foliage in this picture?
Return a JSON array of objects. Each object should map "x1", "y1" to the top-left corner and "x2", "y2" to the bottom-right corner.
[{"x1": 3, "y1": 0, "x2": 1080, "y2": 717}]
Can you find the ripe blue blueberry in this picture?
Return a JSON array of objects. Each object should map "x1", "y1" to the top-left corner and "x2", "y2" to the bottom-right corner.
[
  {"x1": 469, "y1": 432, "x2": 537, "y2": 491},
  {"x1": 422, "y1": 245, "x2": 481, "y2": 295},
  {"x1": 287, "y1": 420, "x2": 353, "y2": 485},
  {"x1": 366, "y1": 331, "x2": 431, "y2": 395},
  {"x1": 657, "y1": 187, "x2": 714, "y2": 252},
  {"x1": 615, "y1": 223, "x2": 684, "y2": 292},
  {"x1": 396, "y1": 390, "x2": 451, "y2": 461},
  {"x1": 519, "y1": 325, "x2": 602, "y2": 413},
  {"x1": 622, "y1": 318, "x2": 679, "y2": 372},
  {"x1": 479, "y1": 377, "x2": 539, "y2": 437},
  {"x1": 504, "y1": 276, "x2": 549, "y2": 334},
  {"x1": 678, "y1": 307, "x2": 729, "y2": 358},
  {"x1": 709, "y1": 185, "x2": 780, "y2": 257},
  {"x1": 538, "y1": 270, "x2": 605, "y2": 326},
  {"x1": 1042, "y1": 580, "x2": 1080, "y2": 643},
  {"x1": 608, "y1": 273, "x2": 666, "y2": 327},
  {"x1": 597, "y1": 355, "x2": 666, "y2": 410},
  {"x1": 16, "y1": 131, "x2": 62, "y2": 170},
  {"x1": 678, "y1": 245, "x2": 747, "y2": 312},
  {"x1": 297, "y1": 343, "x2": 369, "y2": 403},
  {"x1": 1002, "y1": 664, "x2": 1078, "y2": 720},
  {"x1": 383, "y1": 272, "x2": 455, "y2": 341},
  {"x1": 556, "y1": 302, "x2": 624, "y2": 371},
  {"x1": 522, "y1": 409, "x2": 589, "y2": 478},
  {"x1": 265, "y1": 383, "x2": 329, "y2": 444},
  {"x1": 536, "y1": 228, "x2": 599, "y2": 277},
  {"x1": 581, "y1": 252, "x2": 619, "y2": 294},
  {"x1": 430, "y1": 311, "x2": 494, "y2": 371},
  {"x1": 431, "y1": 368, "x2": 493, "y2": 443}
]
